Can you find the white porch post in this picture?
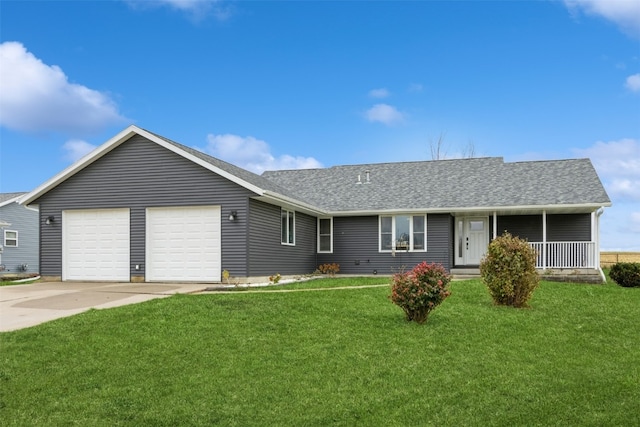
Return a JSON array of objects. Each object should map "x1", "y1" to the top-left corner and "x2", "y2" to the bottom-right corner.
[
  {"x1": 493, "y1": 211, "x2": 497, "y2": 240},
  {"x1": 542, "y1": 210, "x2": 547, "y2": 270},
  {"x1": 593, "y1": 209, "x2": 602, "y2": 271}
]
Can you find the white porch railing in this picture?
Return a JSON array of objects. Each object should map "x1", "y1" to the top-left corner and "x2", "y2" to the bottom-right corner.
[{"x1": 529, "y1": 241, "x2": 597, "y2": 269}]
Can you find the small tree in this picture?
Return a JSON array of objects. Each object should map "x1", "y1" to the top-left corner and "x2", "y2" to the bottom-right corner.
[
  {"x1": 389, "y1": 262, "x2": 451, "y2": 324},
  {"x1": 480, "y1": 232, "x2": 539, "y2": 308}
]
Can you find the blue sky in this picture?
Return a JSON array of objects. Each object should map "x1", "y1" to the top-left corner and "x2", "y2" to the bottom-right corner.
[{"x1": 1, "y1": 0, "x2": 639, "y2": 250}]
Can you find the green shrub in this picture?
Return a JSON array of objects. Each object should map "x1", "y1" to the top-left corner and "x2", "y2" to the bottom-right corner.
[
  {"x1": 389, "y1": 262, "x2": 451, "y2": 324},
  {"x1": 480, "y1": 232, "x2": 539, "y2": 308},
  {"x1": 610, "y1": 263, "x2": 640, "y2": 288}
]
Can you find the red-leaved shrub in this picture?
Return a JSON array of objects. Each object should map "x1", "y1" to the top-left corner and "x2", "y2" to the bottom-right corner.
[{"x1": 389, "y1": 262, "x2": 451, "y2": 324}]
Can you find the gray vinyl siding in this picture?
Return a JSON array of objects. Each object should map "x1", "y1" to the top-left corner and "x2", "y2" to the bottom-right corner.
[
  {"x1": 495, "y1": 215, "x2": 543, "y2": 242},
  {"x1": 547, "y1": 214, "x2": 591, "y2": 241},
  {"x1": 130, "y1": 209, "x2": 145, "y2": 278},
  {"x1": 247, "y1": 199, "x2": 317, "y2": 276},
  {"x1": 317, "y1": 213, "x2": 452, "y2": 274},
  {"x1": 494, "y1": 214, "x2": 591, "y2": 243},
  {"x1": 0, "y1": 202, "x2": 39, "y2": 274},
  {"x1": 33, "y1": 135, "x2": 255, "y2": 279}
]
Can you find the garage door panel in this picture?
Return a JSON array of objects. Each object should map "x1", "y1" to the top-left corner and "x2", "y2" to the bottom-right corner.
[
  {"x1": 63, "y1": 209, "x2": 130, "y2": 281},
  {"x1": 146, "y1": 206, "x2": 221, "y2": 282}
]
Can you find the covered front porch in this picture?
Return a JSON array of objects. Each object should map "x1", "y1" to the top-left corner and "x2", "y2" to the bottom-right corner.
[{"x1": 452, "y1": 207, "x2": 606, "y2": 283}]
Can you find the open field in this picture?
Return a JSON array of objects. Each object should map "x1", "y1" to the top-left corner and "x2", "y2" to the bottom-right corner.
[
  {"x1": 1, "y1": 277, "x2": 639, "y2": 426},
  {"x1": 600, "y1": 252, "x2": 640, "y2": 268}
]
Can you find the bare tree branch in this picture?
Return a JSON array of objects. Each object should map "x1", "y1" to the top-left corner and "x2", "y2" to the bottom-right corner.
[
  {"x1": 462, "y1": 140, "x2": 476, "y2": 158},
  {"x1": 429, "y1": 132, "x2": 448, "y2": 160}
]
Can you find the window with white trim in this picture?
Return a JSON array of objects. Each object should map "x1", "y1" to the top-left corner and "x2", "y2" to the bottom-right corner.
[
  {"x1": 317, "y1": 218, "x2": 332, "y2": 253},
  {"x1": 379, "y1": 215, "x2": 427, "y2": 252},
  {"x1": 4, "y1": 230, "x2": 18, "y2": 247},
  {"x1": 281, "y1": 209, "x2": 295, "y2": 245}
]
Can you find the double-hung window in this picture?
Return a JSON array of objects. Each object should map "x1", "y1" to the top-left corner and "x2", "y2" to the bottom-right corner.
[
  {"x1": 4, "y1": 230, "x2": 18, "y2": 247},
  {"x1": 379, "y1": 215, "x2": 426, "y2": 252},
  {"x1": 281, "y1": 209, "x2": 295, "y2": 245},
  {"x1": 317, "y1": 218, "x2": 332, "y2": 253}
]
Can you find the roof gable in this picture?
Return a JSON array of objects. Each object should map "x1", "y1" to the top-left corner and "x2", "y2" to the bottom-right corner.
[{"x1": 20, "y1": 126, "x2": 316, "y2": 211}]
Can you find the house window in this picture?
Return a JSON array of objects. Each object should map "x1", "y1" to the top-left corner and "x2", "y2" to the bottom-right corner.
[
  {"x1": 4, "y1": 230, "x2": 18, "y2": 247},
  {"x1": 281, "y1": 209, "x2": 295, "y2": 245},
  {"x1": 318, "y1": 218, "x2": 332, "y2": 253},
  {"x1": 379, "y1": 215, "x2": 427, "y2": 252}
]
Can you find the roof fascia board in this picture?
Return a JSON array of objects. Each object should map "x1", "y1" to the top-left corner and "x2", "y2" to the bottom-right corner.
[
  {"x1": 254, "y1": 192, "x2": 326, "y2": 216},
  {"x1": 327, "y1": 203, "x2": 611, "y2": 217},
  {"x1": 0, "y1": 195, "x2": 23, "y2": 209}
]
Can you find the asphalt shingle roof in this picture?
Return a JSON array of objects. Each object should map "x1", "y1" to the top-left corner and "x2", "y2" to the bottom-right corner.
[
  {"x1": 17, "y1": 126, "x2": 612, "y2": 215},
  {"x1": 142, "y1": 129, "x2": 611, "y2": 213},
  {"x1": 261, "y1": 157, "x2": 611, "y2": 212},
  {"x1": 0, "y1": 192, "x2": 27, "y2": 204}
]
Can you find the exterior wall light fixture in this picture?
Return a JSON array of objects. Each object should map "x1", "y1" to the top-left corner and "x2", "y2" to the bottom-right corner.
[
  {"x1": 45, "y1": 215, "x2": 55, "y2": 225},
  {"x1": 229, "y1": 211, "x2": 238, "y2": 221}
]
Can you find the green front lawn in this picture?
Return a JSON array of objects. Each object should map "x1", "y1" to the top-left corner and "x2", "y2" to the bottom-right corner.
[
  {"x1": 0, "y1": 275, "x2": 40, "y2": 286},
  {"x1": 1, "y1": 278, "x2": 638, "y2": 426},
  {"x1": 245, "y1": 275, "x2": 387, "y2": 291}
]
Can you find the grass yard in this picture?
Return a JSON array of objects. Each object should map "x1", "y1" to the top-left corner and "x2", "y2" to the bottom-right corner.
[
  {"x1": 0, "y1": 275, "x2": 40, "y2": 286},
  {"x1": 1, "y1": 277, "x2": 639, "y2": 426}
]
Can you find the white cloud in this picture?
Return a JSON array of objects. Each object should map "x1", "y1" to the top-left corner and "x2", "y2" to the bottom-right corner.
[
  {"x1": 0, "y1": 41, "x2": 126, "y2": 135},
  {"x1": 62, "y1": 139, "x2": 98, "y2": 163},
  {"x1": 574, "y1": 138, "x2": 640, "y2": 250},
  {"x1": 625, "y1": 73, "x2": 640, "y2": 92},
  {"x1": 203, "y1": 133, "x2": 323, "y2": 174},
  {"x1": 156, "y1": 0, "x2": 211, "y2": 11},
  {"x1": 563, "y1": 0, "x2": 640, "y2": 38},
  {"x1": 607, "y1": 179, "x2": 640, "y2": 201},
  {"x1": 369, "y1": 88, "x2": 390, "y2": 99},
  {"x1": 408, "y1": 83, "x2": 423, "y2": 93},
  {"x1": 573, "y1": 139, "x2": 640, "y2": 199},
  {"x1": 574, "y1": 138, "x2": 640, "y2": 179},
  {"x1": 364, "y1": 103, "x2": 405, "y2": 126},
  {"x1": 125, "y1": 0, "x2": 232, "y2": 20}
]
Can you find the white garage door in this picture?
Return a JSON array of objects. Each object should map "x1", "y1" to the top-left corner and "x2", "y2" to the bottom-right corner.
[
  {"x1": 146, "y1": 206, "x2": 221, "y2": 282},
  {"x1": 63, "y1": 209, "x2": 130, "y2": 281}
]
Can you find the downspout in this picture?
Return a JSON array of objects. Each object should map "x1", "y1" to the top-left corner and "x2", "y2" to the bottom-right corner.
[
  {"x1": 542, "y1": 210, "x2": 547, "y2": 271},
  {"x1": 595, "y1": 208, "x2": 605, "y2": 283},
  {"x1": 492, "y1": 211, "x2": 497, "y2": 240}
]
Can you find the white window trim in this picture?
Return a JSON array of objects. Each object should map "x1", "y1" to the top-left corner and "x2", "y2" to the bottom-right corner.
[
  {"x1": 4, "y1": 230, "x2": 18, "y2": 247},
  {"x1": 281, "y1": 209, "x2": 296, "y2": 246},
  {"x1": 317, "y1": 217, "x2": 333, "y2": 253},
  {"x1": 378, "y1": 215, "x2": 427, "y2": 253}
]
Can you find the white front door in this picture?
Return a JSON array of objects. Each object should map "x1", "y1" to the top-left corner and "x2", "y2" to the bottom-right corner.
[{"x1": 455, "y1": 217, "x2": 489, "y2": 266}]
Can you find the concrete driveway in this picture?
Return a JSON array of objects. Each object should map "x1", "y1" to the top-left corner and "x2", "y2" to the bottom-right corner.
[{"x1": 0, "y1": 281, "x2": 207, "y2": 332}]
